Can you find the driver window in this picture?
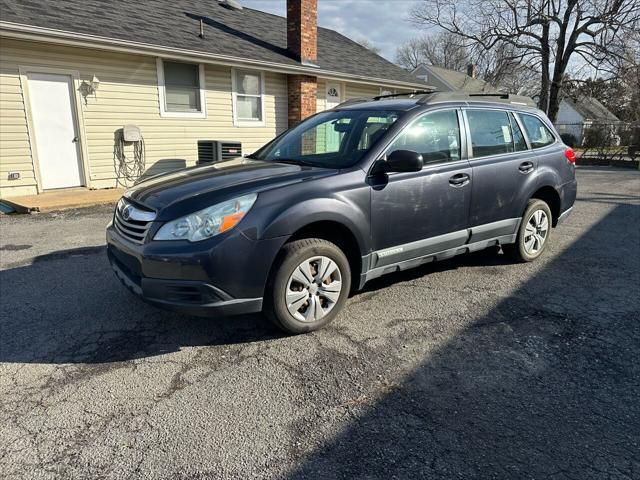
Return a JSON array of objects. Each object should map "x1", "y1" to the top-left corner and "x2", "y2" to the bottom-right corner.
[{"x1": 387, "y1": 110, "x2": 461, "y2": 165}]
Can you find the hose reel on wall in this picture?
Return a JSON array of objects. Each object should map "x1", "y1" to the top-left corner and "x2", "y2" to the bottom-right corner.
[{"x1": 113, "y1": 124, "x2": 145, "y2": 187}]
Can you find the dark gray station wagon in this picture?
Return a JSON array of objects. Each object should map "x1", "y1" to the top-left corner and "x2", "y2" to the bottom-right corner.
[{"x1": 107, "y1": 92, "x2": 577, "y2": 333}]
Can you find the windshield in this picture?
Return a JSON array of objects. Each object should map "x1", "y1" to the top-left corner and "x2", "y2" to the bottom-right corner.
[{"x1": 251, "y1": 109, "x2": 402, "y2": 168}]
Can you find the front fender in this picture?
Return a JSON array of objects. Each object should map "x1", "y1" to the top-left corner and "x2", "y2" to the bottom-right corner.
[{"x1": 260, "y1": 195, "x2": 371, "y2": 255}]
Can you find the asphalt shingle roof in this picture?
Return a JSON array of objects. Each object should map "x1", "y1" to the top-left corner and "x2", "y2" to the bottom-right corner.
[
  {"x1": 425, "y1": 65, "x2": 497, "y2": 93},
  {"x1": 565, "y1": 96, "x2": 620, "y2": 122},
  {"x1": 0, "y1": 0, "x2": 421, "y2": 86}
]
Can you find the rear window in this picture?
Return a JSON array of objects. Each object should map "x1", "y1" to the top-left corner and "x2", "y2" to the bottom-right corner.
[
  {"x1": 467, "y1": 110, "x2": 519, "y2": 158},
  {"x1": 519, "y1": 114, "x2": 555, "y2": 148}
]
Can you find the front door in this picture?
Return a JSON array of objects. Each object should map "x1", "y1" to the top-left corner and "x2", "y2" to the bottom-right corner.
[
  {"x1": 27, "y1": 72, "x2": 83, "y2": 190},
  {"x1": 370, "y1": 109, "x2": 472, "y2": 268}
]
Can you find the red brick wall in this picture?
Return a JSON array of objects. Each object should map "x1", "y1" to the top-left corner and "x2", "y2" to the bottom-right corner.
[
  {"x1": 287, "y1": 0, "x2": 318, "y2": 64},
  {"x1": 288, "y1": 74, "x2": 317, "y2": 128}
]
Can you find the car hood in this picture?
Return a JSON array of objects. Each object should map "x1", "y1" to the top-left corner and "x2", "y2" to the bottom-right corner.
[{"x1": 124, "y1": 158, "x2": 337, "y2": 220}]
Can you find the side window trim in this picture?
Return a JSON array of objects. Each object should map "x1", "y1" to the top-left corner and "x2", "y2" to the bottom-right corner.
[{"x1": 379, "y1": 107, "x2": 467, "y2": 170}]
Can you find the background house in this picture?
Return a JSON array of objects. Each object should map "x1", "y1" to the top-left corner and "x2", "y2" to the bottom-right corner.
[
  {"x1": 412, "y1": 63, "x2": 497, "y2": 93},
  {"x1": 0, "y1": 0, "x2": 424, "y2": 198},
  {"x1": 554, "y1": 96, "x2": 621, "y2": 146}
]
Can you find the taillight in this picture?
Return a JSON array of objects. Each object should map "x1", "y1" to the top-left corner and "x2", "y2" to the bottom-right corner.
[{"x1": 564, "y1": 147, "x2": 576, "y2": 164}]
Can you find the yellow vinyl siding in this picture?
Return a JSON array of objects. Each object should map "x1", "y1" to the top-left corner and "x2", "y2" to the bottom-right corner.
[
  {"x1": 0, "y1": 38, "x2": 287, "y2": 196},
  {"x1": 344, "y1": 83, "x2": 380, "y2": 101},
  {"x1": 0, "y1": 37, "x2": 414, "y2": 198},
  {"x1": 0, "y1": 60, "x2": 35, "y2": 193}
]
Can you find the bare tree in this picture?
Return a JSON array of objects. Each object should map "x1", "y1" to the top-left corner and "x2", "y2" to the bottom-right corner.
[
  {"x1": 396, "y1": 33, "x2": 540, "y2": 95},
  {"x1": 410, "y1": 0, "x2": 640, "y2": 121},
  {"x1": 476, "y1": 41, "x2": 541, "y2": 95},
  {"x1": 421, "y1": 32, "x2": 470, "y2": 71},
  {"x1": 395, "y1": 37, "x2": 428, "y2": 70},
  {"x1": 356, "y1": 38, "x2": 381, "y2": 55},
  {"x1": 566, "y1": 30, "x2": 640, "y2": 122}
]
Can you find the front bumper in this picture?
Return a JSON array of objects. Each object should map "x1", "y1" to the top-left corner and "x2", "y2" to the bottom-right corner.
[{"x1": 106, "y1": 224, "x2": 285, "y2": 317}]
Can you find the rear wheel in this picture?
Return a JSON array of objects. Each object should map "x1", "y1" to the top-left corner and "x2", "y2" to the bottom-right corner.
[
  {"x1": 265, "y1": 239, "x2": 351, "y2": 334},
  {"x1": 504, "y1": 199, "x2": 552, "y2": 262}
]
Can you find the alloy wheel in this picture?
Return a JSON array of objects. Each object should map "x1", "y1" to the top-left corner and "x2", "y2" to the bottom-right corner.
[{"x1": 524, "y1": 209, "x2": 549, "y2": 255}]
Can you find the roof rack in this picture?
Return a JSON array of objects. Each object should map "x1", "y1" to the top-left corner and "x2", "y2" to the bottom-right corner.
[
  {"x1": 372, "y1": 89, "x2": 438, "y2": 100},
  {"x1": 335, "y1": 97, "x2": 371, "y2": 108},
  {"x1": 468, "y1": 93, "x2": 510, "y2": 99},
  {"x1": 335, "y1": 89, "x2": 438, "y2": 108},
  {"x1": 467, "y1": 93, "x2": 536, "y2": 106}
]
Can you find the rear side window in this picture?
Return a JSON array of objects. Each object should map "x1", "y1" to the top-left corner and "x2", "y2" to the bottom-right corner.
[
  {"x1": 467, "y1": 109, "x2": 518, "y2": 158},
  {"x1": 387, "y1": 109, "x2": 461, "y2": 164},
  {"x1": 519, "y1": 114, "x2": 555, "y2": 148}
]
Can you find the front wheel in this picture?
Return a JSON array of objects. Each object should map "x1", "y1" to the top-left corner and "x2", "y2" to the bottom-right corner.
[
  {"x1": 265, "y1": 239, "x2": 351, "y2": 334},
  {"x1": 503, "y1": 199, "x2": 552, "y2": 262}
]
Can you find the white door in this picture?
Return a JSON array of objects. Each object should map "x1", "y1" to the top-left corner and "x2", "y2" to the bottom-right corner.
[{"x1": 27, "y1": 73, "x2": 83, "y2": 190}]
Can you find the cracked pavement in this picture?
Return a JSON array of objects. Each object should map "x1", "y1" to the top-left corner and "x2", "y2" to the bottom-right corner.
[{"x1": 1, "y1": 167, "x2": 639, "y2": 479}]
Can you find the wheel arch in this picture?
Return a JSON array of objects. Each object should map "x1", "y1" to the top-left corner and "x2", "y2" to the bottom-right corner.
[
  {"x1": 286, "y1": 220, "x2": 363, "y2": 287},
  {"x1": 530, "y1": 185, "x2": 561, "y2": 226}
]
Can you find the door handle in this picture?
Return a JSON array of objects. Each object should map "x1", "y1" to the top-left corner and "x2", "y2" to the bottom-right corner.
[
  {"x1": 72, "y1": 136, "x2": 79, "y2": 143},
  {"x1": 449, "y1": 173, "x2": 470, "y2": 187},
  {"x1": 519, "y1": 161, "x2": 534, "y2": 173}
]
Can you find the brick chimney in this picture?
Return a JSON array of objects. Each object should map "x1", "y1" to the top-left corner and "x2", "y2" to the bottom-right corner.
[
  {"x1": 287, "y1": 0, "x2": 317, "y2": 65},
  {"x1": 286, "y1": 0, "x2": 318, "y2": 127},
  {"x1": 466, "y1": 64, "x2": 477, "y2": 79}
]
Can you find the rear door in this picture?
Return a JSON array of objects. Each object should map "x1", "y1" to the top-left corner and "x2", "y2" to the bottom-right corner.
[
  {"x1": 464, "y1": 108, "x2": 535, "y2": 235},
  {"x1": 370, "y1": 108, "x2": 472, "y2": 267}
]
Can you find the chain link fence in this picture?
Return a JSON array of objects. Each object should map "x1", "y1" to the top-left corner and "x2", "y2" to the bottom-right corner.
[{"x1": 554, "y1": 122, "x2": 640, "y2": 167}]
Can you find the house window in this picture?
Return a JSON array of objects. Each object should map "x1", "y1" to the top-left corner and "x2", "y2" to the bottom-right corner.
[
  {"x1": 233, "y1": 69, "x2": 265, "y2": 126},
  {"x1": 157, "y1": 59, "x2": 206, "y2": 118}
]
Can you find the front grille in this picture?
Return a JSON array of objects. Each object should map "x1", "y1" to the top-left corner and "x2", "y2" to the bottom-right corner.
[{"x1": 114, "y1": 199, "x2": 156, "y2": 244}]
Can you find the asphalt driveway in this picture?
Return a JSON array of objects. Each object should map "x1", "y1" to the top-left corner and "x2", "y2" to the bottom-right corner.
[{"x1": 1, "y1": 167, "x2": 639, "y2": 479}]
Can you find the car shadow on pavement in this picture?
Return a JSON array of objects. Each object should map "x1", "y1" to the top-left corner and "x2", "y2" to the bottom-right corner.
[
  {"x1": 283, "y1": 202, "x2": 640, "y2": 479},
  {"x1": 0, "y1": 246, "x2": 282, "y2": 364},
  {"x1": 0, "y1": 243, "x2": 518, "y2": 365}
]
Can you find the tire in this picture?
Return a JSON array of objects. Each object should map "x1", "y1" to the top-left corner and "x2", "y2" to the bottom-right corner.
[
  {"x1": 503, "y1": 199, "x2": 552, "y2": 262},
  {"x1": 265, "y1": 238, "x2": 351, "y2": 334}
]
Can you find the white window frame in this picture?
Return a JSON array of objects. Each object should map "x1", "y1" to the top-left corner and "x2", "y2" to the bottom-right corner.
[
  {"x1": 231, "y1": 67, "x2": 266, "y2": 127},
  {"x1": 156, "y1": 58, "x2": 207, "y2": 119}
]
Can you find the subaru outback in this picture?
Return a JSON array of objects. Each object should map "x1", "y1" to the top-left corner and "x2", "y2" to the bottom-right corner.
[{"x1": 107, "y1": 92, "x2": 577, "y2": 333}]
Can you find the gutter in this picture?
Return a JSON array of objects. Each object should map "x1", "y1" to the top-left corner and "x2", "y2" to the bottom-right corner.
[{"x1": 0, "y1": 21, "x2": 429, "y2": 90}]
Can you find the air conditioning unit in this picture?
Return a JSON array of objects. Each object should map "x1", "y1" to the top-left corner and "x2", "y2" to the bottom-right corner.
[{"x1": 197, "y1": 140, "x2": 242, "y2": 164}]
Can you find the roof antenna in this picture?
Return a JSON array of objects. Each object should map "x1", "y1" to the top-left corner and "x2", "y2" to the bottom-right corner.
[{"x1": 199, "y1": 19, "x2": 204, "y2": 39}]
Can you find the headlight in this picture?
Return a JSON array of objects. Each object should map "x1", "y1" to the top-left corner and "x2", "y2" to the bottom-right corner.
[{"x1": 154, "y1": 193, "x2": 257, "y2": 242}]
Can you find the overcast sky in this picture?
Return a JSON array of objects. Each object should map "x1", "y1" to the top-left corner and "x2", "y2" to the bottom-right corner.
[{"x1": 240, "y1": 0, "x2": 425, "y2": 62}]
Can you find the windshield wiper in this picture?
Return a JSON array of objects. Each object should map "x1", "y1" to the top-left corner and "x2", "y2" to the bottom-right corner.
[{"x1": 272, "y1": 158, "x2": 318, "y2": 167}]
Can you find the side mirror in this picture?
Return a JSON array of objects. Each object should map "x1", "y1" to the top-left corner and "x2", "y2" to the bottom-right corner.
[{"x1": 385, "y1": 150, "x2": 423, "y2": 172}]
